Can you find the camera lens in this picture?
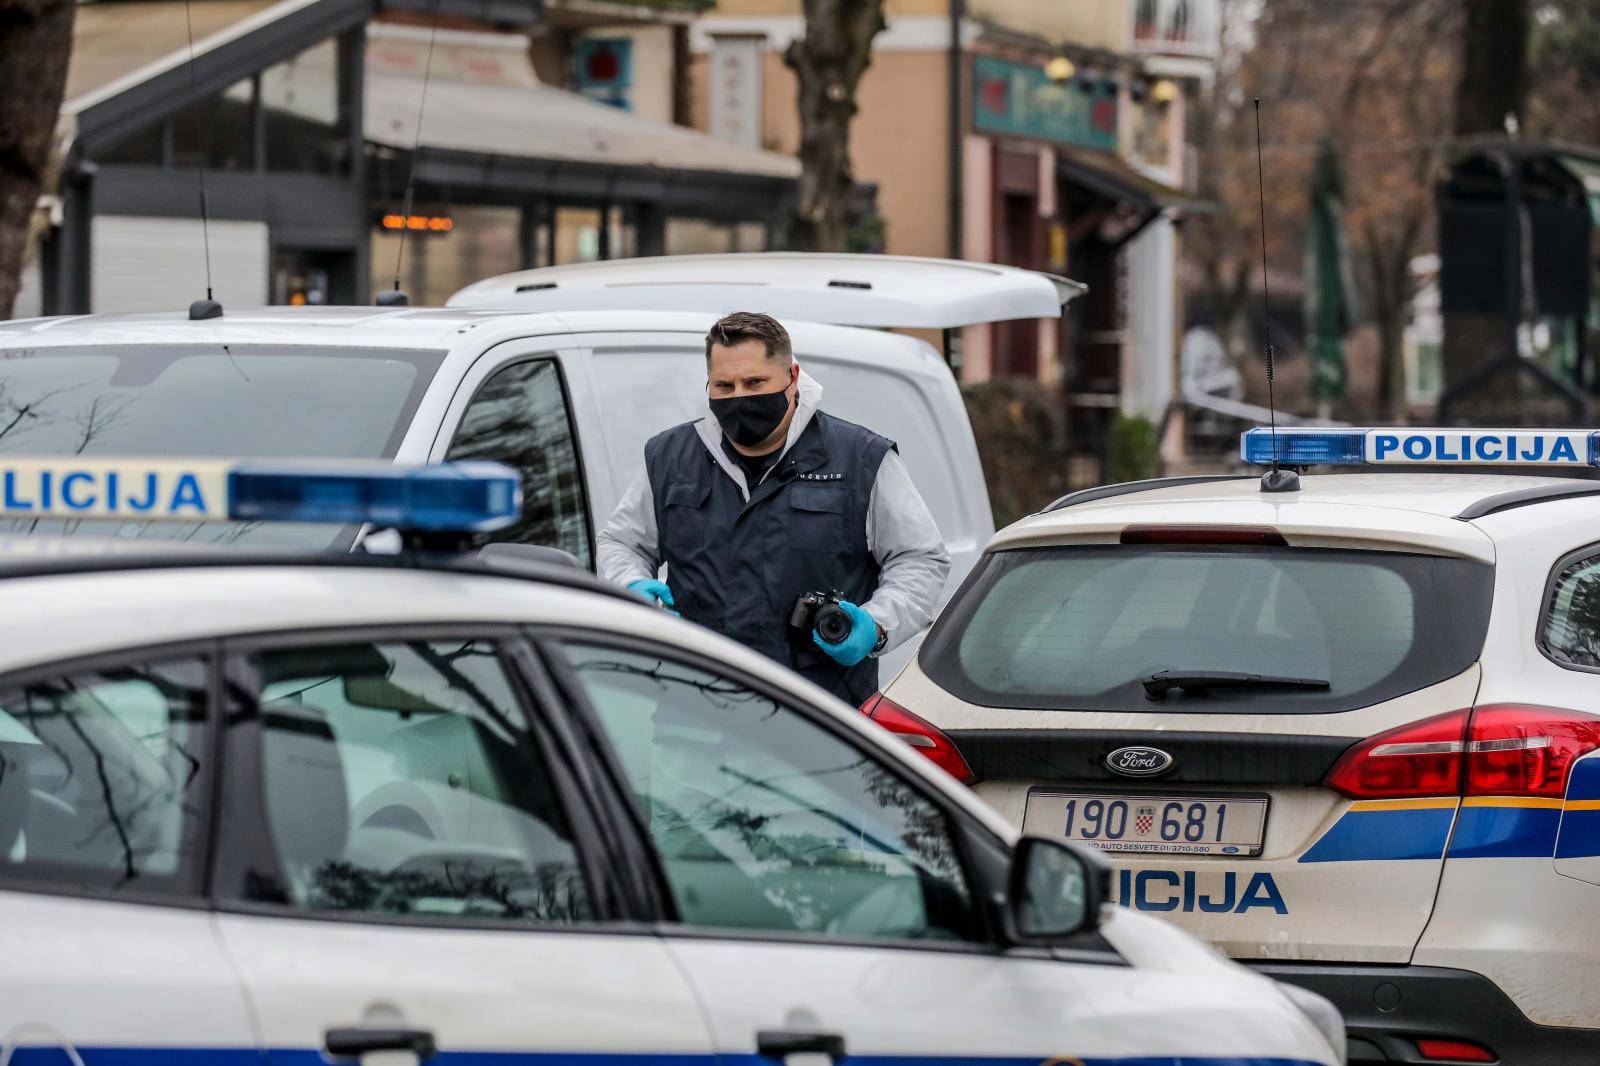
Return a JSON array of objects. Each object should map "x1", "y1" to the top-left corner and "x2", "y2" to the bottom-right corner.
[{"x1": 814, "y1": 604, "x2": 853, "y2": 644}]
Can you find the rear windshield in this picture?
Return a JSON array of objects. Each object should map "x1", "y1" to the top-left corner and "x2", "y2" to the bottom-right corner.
[
  {"x1": 0, "y1": 345, "x2": 441, "y2": 550},
  {"x1": 921, "y1": 545, "x2": 1493, "y2": 713}
]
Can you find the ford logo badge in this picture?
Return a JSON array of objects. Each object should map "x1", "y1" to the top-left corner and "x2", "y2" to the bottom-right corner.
[{"x1": 1105, "y1": 745, "x2": 1175, "y2": 777}]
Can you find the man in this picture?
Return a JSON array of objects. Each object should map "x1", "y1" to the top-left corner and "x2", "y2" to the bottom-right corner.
[{"x1": 597, "y1": 311, "x2": 950, "y2": 705}]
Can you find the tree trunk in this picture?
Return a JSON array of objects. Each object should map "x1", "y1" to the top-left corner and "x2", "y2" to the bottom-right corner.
[
  {"x1": 0, "y1": 0, "x2": 75, "y2": 319},
  {"x1": 1442, "y1": 0, "x2": 1529, "y2": 418},
  {"x1": 783, "y1": 0, "x2": 885, "y2": 252},
  {"x1": 1454, "y1": 0, "x2": 1529, "y2": 136}
]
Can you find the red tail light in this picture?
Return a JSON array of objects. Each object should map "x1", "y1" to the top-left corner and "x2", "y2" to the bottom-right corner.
[
  {"x1": 1464, "y1": 704, "x2": 1600, "y2": 797},
  {"x1": 1325, "y1": 704, "x2": 1600, "y2": 800},
  {"x1": 1325, "y1": 709, "x2": 1467, "y2": 799},
  {"x1": 859, "y1": 694, "x2": 976, "y2": 784},
  {"x1": 1415, "y1": 1038, "x2": 1496, "y2": 1062}
]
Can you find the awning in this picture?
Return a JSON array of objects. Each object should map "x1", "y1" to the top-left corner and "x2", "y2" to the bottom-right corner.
[
  {"x1": 365, "y1": 69, "x2": 799, "y2": 181},
  {"x1": 62, "y1": 1, "x2": 800, "y2": 185},
  {"x1": 1055, "y1": 144, "x2": 1212, "y2": 215}
]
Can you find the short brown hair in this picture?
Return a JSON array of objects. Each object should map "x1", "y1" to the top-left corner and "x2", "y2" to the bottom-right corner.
[{"x1": 706, "y1": 311, "x2": 792, "y2": 363}]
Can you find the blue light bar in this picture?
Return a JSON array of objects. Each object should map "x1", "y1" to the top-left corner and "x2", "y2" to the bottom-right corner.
[
  {"x1": 1241, "y1": 429, "x2": 1367, "y2": 466},
  {"x1": 228, "y1": 461, "x2": 521, "y2": 532},
  {"x1": 1242, "y1": 428, "x2": 1600, "y2": 469}
]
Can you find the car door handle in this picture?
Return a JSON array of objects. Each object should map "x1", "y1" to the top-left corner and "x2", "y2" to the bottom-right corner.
[
  {"x1": 324, "y1": 1027, "x2": 438, "y2": 1061},
  {"x1": 756, "y1": 1030, "x2": 847, "y2": 1062}
]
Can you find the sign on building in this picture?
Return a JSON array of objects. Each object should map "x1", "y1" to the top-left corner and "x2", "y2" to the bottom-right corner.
[
  {"x1": 972, "y1": 55, "x2": 1117, "y2": 152},
  {"x1": 709, "y1": 34, "x2": 764, "y2": 150}
]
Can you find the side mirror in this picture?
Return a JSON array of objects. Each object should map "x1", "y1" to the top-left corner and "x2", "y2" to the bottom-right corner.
[{"x1": 1004, "y1": 835, "x2": 1111, "y2": 943}]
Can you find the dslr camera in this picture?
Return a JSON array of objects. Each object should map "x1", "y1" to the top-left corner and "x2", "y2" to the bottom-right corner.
[{"x1": 789, "y1": 589, "x2": 854, "y2": 645}]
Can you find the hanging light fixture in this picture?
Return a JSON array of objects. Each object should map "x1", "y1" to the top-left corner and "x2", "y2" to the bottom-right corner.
[
  {"x1": 1151, "y1": 78, "x2": 1180, "y2": 104},
  {"x1": 1045, "y1": 55, "x2": 1076, "y2": 82}
]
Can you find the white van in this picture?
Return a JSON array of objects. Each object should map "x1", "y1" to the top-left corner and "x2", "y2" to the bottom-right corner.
[{"x1": 0, "y1": 254, "x2": 1080, "y2": 679}]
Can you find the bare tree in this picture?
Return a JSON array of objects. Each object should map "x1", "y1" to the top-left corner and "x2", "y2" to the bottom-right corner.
[
  {"x1": 1456, "y1": 0, "x2": 1530, "y2": 137},
  {"x1": 0, "y1": 0, "x2": 75, "y2": 319},
  {"x1": 783, "y1": 0, "x2": 886, "y2": 252},
  {"x1": 1337, "y1": 0, "x2": 1458, "y2": 420}
]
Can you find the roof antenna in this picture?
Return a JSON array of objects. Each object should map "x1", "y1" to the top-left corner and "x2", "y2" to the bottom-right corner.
[
  {"x1": 182, "y1": 0, "x2": 222, "y2": 321},
  {"x1": 1253, "y1": 98, "x2": 1297, "y2": 494},
  {"x1": 377, "y1": 3, "x2": 442, "y2": 308}
]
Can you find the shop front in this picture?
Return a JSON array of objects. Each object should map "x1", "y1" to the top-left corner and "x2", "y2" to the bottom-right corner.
[
  {"x1": 959, "y1": 45, "x2": 1204, "y2": 454},
  {"x1": 38, "y1": 0, "x2": 799, "y2": 315}
]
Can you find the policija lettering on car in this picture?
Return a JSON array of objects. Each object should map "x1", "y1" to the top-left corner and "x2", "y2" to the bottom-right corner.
[{"x1": 1113, "y1": 869, "x2": 1287, "y2": 915}]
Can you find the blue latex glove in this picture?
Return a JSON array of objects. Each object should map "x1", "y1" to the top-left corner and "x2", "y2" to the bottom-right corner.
[
  {"x1": 812, "y1": 600, "x2": 880, "y2": 667},
  {"x1": 627, "y1": 578, "x2": 677, "y2": 612}
]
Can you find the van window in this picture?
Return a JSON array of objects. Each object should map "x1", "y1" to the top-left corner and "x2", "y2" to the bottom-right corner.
[
  {"x1": 0, "y1": 658, "x2": 210, "y2": 893},
  {"x1": 447, "y1": 358, "x2": 592, "y2": 567},
  {"x1": 1543, "y1": 550, "x2": 1600, "y2": 670},
  {"x1": 0, "y1": 345, "x2": 441, "y2": 550},
  {"x1": 921, "y1": 546, "x2": 1494, "y2": 713}
]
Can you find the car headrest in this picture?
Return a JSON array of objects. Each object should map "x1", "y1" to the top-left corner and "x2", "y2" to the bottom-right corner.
[
  {"x1": 259, "y1": 700, "x2": 349, "y2": 894},
  {"x1": 0, "y1": 748, "x2": 27, "y2": 860}
]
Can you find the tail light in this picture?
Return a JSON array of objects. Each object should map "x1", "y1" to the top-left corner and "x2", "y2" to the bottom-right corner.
[
  {"x1": 859, "y1": 693, "x2": 976, "y2": 784},
  {"x1": 1325, "y1": 704, "x2": 1600, "y2": 800},
  {"x1": 1415, "y1": 1038, "x2": 1496, "y2": 1062},
  {"x1": 1464, "y1": 704, "x2": 1600, "y2": 797},
  {"x1": 1325, "y1": 709, "x2": 1467, "y2": 799}
]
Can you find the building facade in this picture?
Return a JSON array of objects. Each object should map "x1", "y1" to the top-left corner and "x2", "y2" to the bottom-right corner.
[
  {"x1": 687, "y1": 0, "x2": 1216, "y2": 442},
  {"x1": 27, "y1": 0, "x2": 802, "y2": 315}
]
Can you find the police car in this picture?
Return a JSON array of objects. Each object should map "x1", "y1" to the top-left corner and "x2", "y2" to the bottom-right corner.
[
  {"x1": 875, "y1": 426, "x2": 1600, "y2": 1064},
  {"x1": 0, "y1": 457, "x2": 1343, "y2": 1066}
]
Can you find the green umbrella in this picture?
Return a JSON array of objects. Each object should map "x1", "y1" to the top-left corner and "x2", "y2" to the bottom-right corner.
[{"x1": 1305, "y1": 137, "x2": 1350, "y2": 406}]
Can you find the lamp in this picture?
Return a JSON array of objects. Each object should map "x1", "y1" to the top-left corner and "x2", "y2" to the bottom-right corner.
[{"x1": 1045, "y1": 55, "x2": 1076, "y2": 82}]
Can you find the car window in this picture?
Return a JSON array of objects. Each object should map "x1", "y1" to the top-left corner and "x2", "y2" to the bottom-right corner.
[
  {"x1": 1544, "y1": 550, "x2": 1600, "y2": 669},
  {"x1": 558, "y1": 642, "x2": 980, "y2": 943},
  {"x1": 446, "y1": 358, "x2": 592, "y2": 567},
  {"x1": 244, "y1": 638, "x2": 591, "y2": 925},
  {"x1": 922, "y1": 545, "x2": 1494, "y2": 713},
  {"x1": 0, "y1": 658, "x2": 210, "y2": 893}
]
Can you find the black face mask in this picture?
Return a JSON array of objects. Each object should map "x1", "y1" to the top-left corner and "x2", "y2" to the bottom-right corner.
[{"x1": 710, "y1": 385, "x2": 791, "y2": 447}]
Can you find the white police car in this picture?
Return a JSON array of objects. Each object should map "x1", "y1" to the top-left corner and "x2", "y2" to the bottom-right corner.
[
  {"x1": 0, "y1": 457, "x2": 1343, "y2": 1066},
  {"x1": 876, "y1": 426, "x2": 1600, "y2": 1064}
]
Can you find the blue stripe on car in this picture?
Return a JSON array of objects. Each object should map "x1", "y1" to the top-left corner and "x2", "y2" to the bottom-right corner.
[{"x1": 1298, "y1": 805, "x2": 1454, "y2": 863}]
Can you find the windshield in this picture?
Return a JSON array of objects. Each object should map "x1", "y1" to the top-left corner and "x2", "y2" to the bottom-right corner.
[
  {"x1": 921, "y1": 545, "x2": 1494, "y2": 713},
  {"x1": 0, "y1": 345, "x2": 442, "y2": 549}
]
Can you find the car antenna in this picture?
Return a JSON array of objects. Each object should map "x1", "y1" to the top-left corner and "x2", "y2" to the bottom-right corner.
[
  {"x1": 1253, "y1": 98, "x2": 1297, "y2": 493},
  {"x1": 182, "y1": 0, "x2": 222, "y2": 321},
  {"x1": 376, "y1": 2, "x2": 442, "y2": 308}
]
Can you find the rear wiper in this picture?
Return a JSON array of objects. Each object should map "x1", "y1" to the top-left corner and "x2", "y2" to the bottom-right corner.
[{"x1": 1141, "y1": 670, "x2": 1331, "y2": 700}]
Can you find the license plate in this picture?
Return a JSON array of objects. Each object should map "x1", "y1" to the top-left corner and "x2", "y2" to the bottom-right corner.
[{"x1": 1023, "y1": 791, "x2": 1269, "y2": 856}]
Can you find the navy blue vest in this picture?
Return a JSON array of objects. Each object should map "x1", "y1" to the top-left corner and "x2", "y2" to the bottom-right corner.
[{"x1": 645, "y1": 411, "x2": 894, "y2": 704}]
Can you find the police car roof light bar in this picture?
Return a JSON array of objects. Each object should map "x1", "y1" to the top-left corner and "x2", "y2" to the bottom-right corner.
[
  {"x1": 1240, "y1": 427, "x2": 1600, "y2": 468},
  {"x1": 228, "y1": 462, "x2": 521, "y2": 535},
  {"x1": 0, "y1": 459, "x2": 522, "y2": 543}
]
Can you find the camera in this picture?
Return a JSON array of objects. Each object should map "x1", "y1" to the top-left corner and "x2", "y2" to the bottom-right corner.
[{"x1": 789, "y1": 589, "x2": 854, "y2": 645}]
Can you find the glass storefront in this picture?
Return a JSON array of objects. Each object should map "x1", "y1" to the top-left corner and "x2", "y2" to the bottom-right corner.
[{"x1": 369, "y1": 205, "x2": 522, "y2": 306}]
